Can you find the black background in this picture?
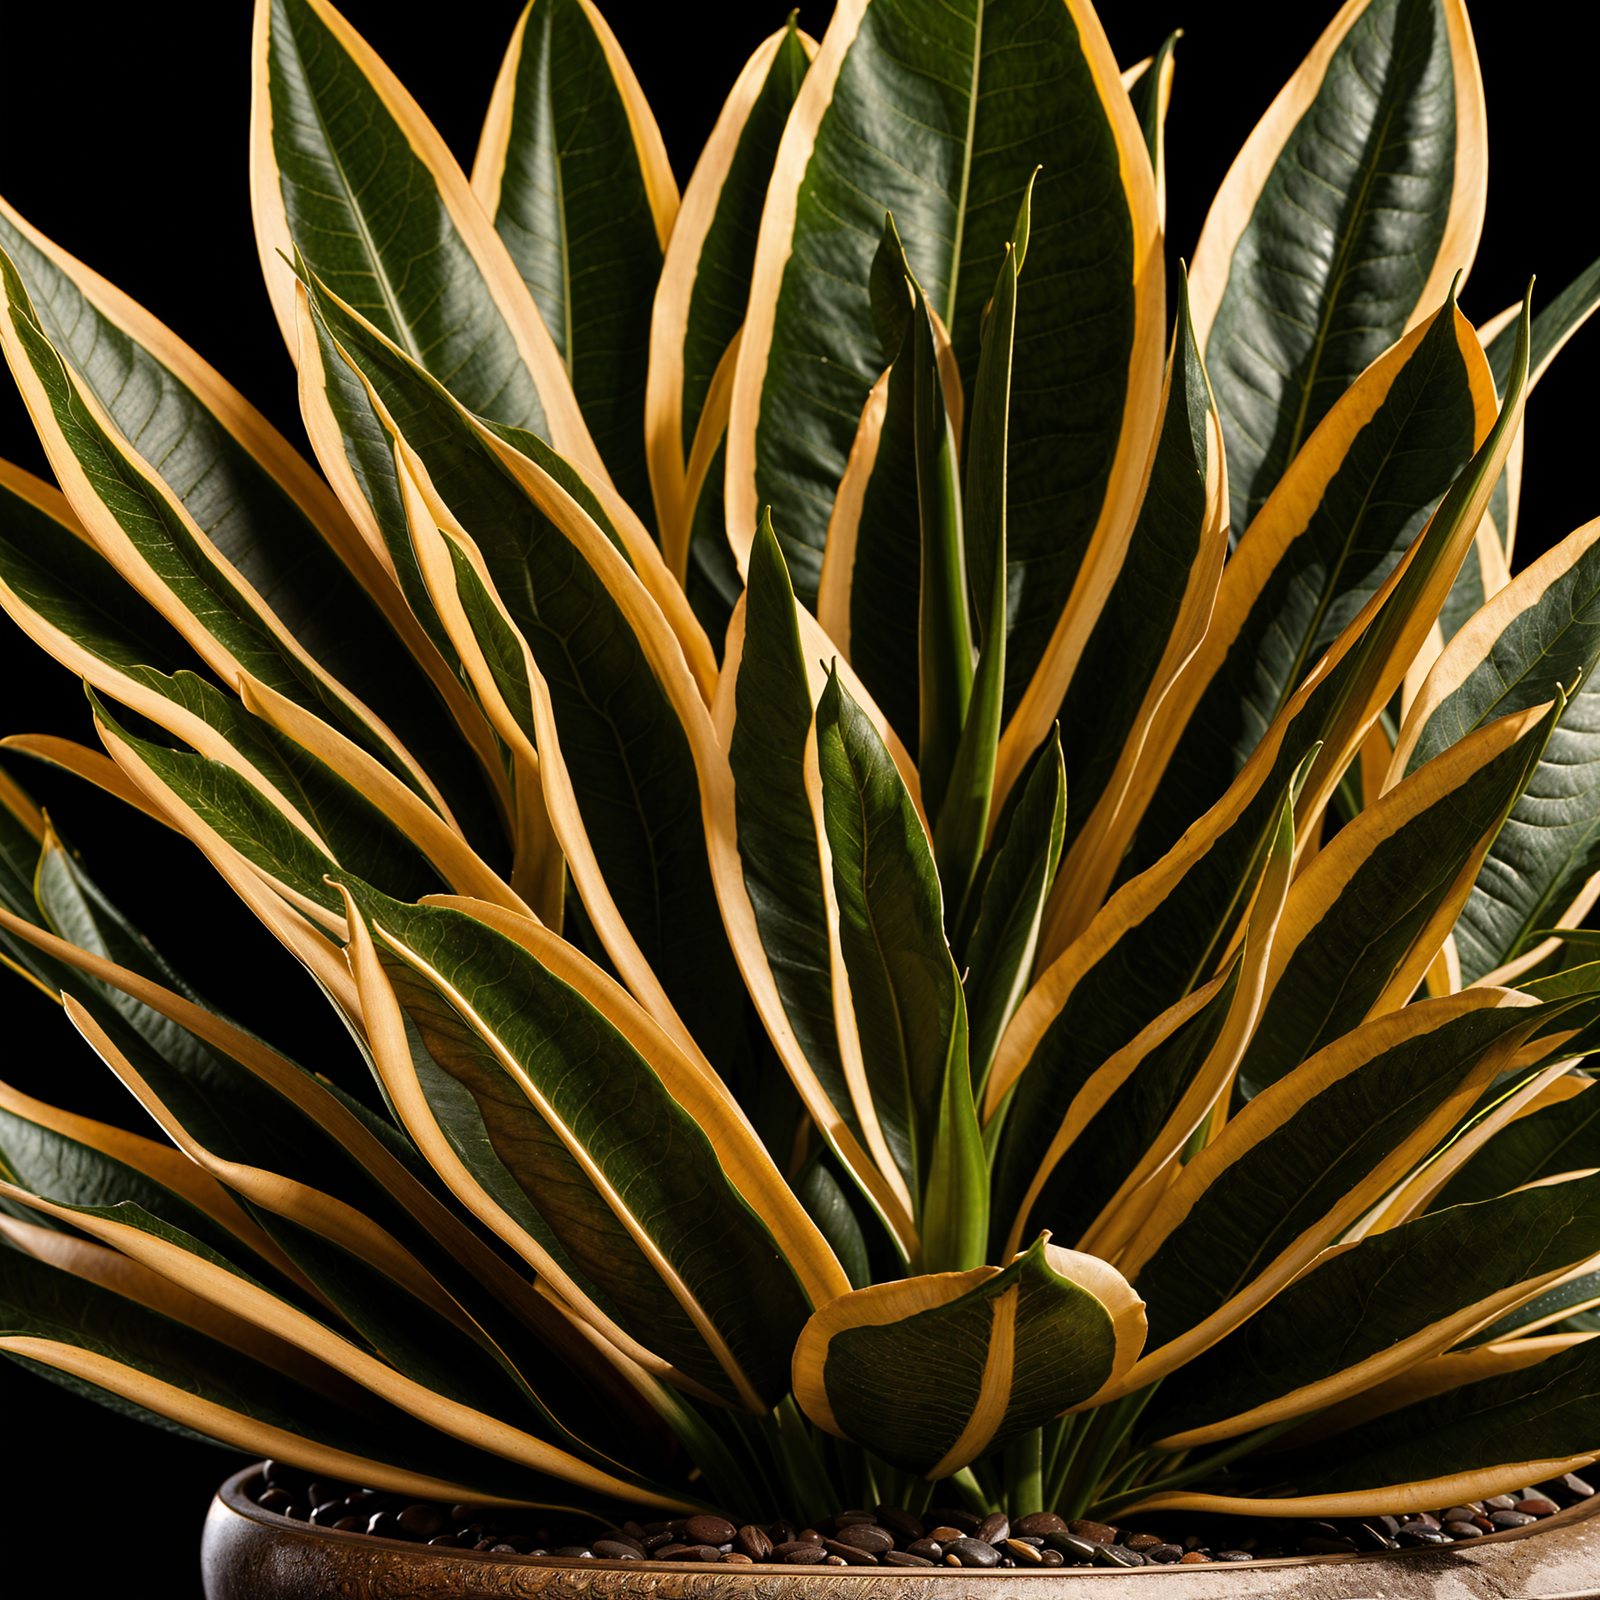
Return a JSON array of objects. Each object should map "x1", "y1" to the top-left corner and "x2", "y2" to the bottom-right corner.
[{"x1": 0, "y1": 2, "x2": 1594, "y2": 1592}]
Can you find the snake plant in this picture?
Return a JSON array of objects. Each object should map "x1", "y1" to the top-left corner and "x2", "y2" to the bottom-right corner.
[{"x1": 2, "y1": 0, "x2": 1600, "y2": 1531}]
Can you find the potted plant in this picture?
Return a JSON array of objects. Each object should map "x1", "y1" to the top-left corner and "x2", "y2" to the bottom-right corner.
[{"x1": 2, "y1": 0, "x2": 1600, "y2": 1591}]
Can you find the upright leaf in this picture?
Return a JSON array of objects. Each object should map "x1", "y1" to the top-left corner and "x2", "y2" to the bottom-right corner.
[
  {"x1": 473, "y1": 0, "x2": 677, "y2": 528},
  {"x1": 727, "y1": 0, "x2": 1163, "y2": 731},
  {"x1": 252, "y1": 0, "x2": 598, "y2": 469},
  {"x1": 1190, "y1": 0, "x2": 1486, "y2": 538},
  {"x1": 647, "y1": 20, "x2": 813, "y2": 603}
]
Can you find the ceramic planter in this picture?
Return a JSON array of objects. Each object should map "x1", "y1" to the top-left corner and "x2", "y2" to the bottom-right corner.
[{"x1": 201, "y1": 1464, "x2": 1600, "y2": 1600}]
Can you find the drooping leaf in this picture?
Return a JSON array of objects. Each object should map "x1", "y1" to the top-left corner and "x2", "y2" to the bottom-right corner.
[
  {"x1": 1116, "y1": 989, "x2": 1562, "y2": 1387},
  {"x1": 1143, "y1": 1169, "x2": 1600, "y2": 1449},
  {"x1": 1397, "y1": 518, "x2": 1600, "y2": 982},
  {"x1": 0, "y1": 198, "x2": 500, "y2": 853},
  {"x1": 792, "y1": 1235, "x2": 1145, "y2": 1476},
  {"x1": 340, "y1": 885, "x2": 819, "y2": 1414}
]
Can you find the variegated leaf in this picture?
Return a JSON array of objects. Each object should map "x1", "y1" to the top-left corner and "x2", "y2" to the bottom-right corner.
[{"x1": 792, "y1": 1235, "x2": 1144, "y2": 1476}]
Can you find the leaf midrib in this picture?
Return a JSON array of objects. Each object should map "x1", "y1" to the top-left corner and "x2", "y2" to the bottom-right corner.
[{"x1": 287, "y1": 12, "x2": 423, "y2": 366}]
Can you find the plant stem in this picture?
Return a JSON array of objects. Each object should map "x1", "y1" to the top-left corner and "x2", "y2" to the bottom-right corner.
[
  {"x1": 769, "y1": 1396, "x2": 841, "y2": 1525},
  {"x1": 1063, "y1": 1386, "x2": 1161, "y2": 1520},
  {"x1": 1003, "y1": 1427, "x2": 1044, "y2": 1515},
  {"x1": 946, "y1": 1466, "x2": 993, "y2": 1516},
  {"x1": 1042, "y1": 1410, "x2": 1092, "y2": 1512}
]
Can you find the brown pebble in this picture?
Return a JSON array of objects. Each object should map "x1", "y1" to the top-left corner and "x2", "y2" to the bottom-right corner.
[
  {"x1": 1537, "y1": 1472, "x2": 1594, "y2": 1503},
  {"x1": 1180, "y1": 1550, "x2": 1209, "y2": 1563},
  {"x1": 832, "y1": 1524, "x2": 893, "y2": 1554},
  {"x1": 1123, "y1": 1533, "x2": 1164, "y2": 1551},
  {"x1": 946, "y1": 1536, "x2": 1002, "y2": 1569},
  {"x1": 1003, "y1": 1539, "x2": 1042, "y2": 1565},
  {"x1": 1013, "y1": 1512, "x2": 1067, "y2": 1536},
  {"x1": 685, "y1": 1515, "x2": 736, "y2": 1546},
  {"x1": 1443, "y1": 1520, "x2": 1481, "y2": 1538},
  {"x1": 1068, "y1": 1519, "x2": 1118, "y2": 1544},
  {"x1": 1517, "y1": 1496, "x2": 1558, "y2": 1517},
  {"x1": 975, "y1": 1512, "x2": 1010, "y2": 1545},
  {"x1": 734, "y1": 1525, "x2": 771, "y2": 1561},
  {"x1": 783, "y1": 1548, "x2": 827, "y2": 1566},
  {"x1": 884, "y1": 1551, "x2": 935, "y2": 1568},
  {"x1": 904, "y1": 1538, "x2": 943, "y2": 1560},
  {"x1": 676, "y1": 1544, "x2": 726, "y2": 1562},
  {"x1": 773, "y1": 1539, "x2": 824, "y2": 1558},
  {"x1": 925, "y1": 1525, "x2": 964, "y2": 1543},
  {"x1": 1489, "y1": 1510, "x2": 1536, "y2": 1529},
  {"x1": 721, "y1": 1552, "x2": 754, "y2": 1564},
  {"x1": 876, "y1": 1505, "x2": 925, "y2": 1542},
  {"x1": 821, "y1": 1539, "x2": 876, "y2": 1565}
]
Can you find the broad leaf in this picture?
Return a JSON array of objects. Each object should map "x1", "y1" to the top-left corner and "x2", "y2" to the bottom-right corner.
[
  {"x1": 791, "y1": 1235, "x2": 1145, "y2": 1476},
  {"x1": 1190, "y1": 0, "x2": 1485, "y2": 539},
  {"x1": 341, "y1": 886, "x2": 818, "y2": 1413},
  {"x1": 0, "y1": 198, "x2": 500, "y2": 853},
  {"x1": 1123, "y1": 293, "x2": 1494, "y2": 883},
  {"x1": 727, "y1": 0, "x2": 1163, "y2": 732},
  {"x1": 473, "y1": 0, "x2": 676, "y2": 528},
  {"x1": 1143, "y1": 1169, "x2": 1600, "y2": 1448},
  {"x1": 1236, "y1": 697, "x2": 1558, "y2": 1096},
  {"x1": 1116, "y1": 989, "x2": 1561, "y2": 1386},
  {"x1": 252, "y1": 0, "x2": 598, "y2": 469},
  {"x1": 1398, "y1": 518, "x2": 1600, "y2": 981}
]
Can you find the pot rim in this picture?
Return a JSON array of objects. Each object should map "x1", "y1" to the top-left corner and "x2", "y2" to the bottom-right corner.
[{"x1": 210, "y1": 1461, "x2": 1600, "y2": 1578}]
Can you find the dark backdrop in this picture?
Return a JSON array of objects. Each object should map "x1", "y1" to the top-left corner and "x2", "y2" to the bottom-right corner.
[{"x1": 0, "y1": 3, "x2": 1593, "y2": 1593}]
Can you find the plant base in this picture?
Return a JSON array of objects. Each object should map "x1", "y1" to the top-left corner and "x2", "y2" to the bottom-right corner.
[{"x1": 201, "y1": 1465, "x2": 1600, "y2": 1598}]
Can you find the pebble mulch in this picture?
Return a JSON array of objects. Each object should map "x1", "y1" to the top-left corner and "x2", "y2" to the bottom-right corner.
[{"x1": 250, "y1": 1461, "x2": 1594, "y2": 1570}]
